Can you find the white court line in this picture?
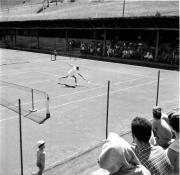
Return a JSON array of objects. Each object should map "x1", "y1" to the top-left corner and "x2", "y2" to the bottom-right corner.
[
  {"x1": 0, "y1": 75, "x2": 164, "y2": 120},
  {"x1": 0, "y1": 60, "x2": 154, "y2": 79},
  {"x1": 94, "y1": 67, "x2": 154, "y2": 78},
  {"x1": 48, "y1": 79, "x2": 160, "y2": 110},
  {"x1": 0, "y1": 63, "x2": 68, "y2": 76},
  {"x1": 0, "y1": 78, "x2": 155, "y2": 123},
  {"x1": 0, "y1": 71, "x2": 173, "y2": 114},
  {"x1": 0, "y1": 75, "x2": 176, "y2": 123},
  {"x1": 0, "y1": 98, "x2": 178, "y2": 124},
  {"x1": 0, "y1": 116, "x2": 17, "y2": 122},
  {"x1": 0, "y1": 59, "x2": 155, "y2": 89},
  {"x1": 0, "y1": 78, "x2": 178, "y2": 123},
  {"x1": 0, "y1": 66, "x2": 151, "y2": 88},
  {"x1": 54, "y1": 76, "x2": 152, "y2": 99},
  {"x1": 0, "y1": 76, "x2": 152, "y2": 108}
]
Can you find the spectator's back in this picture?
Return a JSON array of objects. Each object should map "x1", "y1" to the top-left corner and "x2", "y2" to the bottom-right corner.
[{"x1": 131, "y1": 117, "x2": 172, "y2": 175}]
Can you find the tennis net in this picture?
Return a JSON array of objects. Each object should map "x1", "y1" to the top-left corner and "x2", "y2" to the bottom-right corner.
[{"x1": 0, "y1": 80, "x2": 50, "y2": 124}]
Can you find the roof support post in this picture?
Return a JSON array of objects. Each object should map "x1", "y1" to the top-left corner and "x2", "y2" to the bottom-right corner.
[
  {"x1": 155, "y1": 30, "x2": 159, "y2": 62},
  {"x1": 37, "y1": 29, "x2": 39, "y2": 49},
  {"x1": 65, "y1": 30, "x2": 69, "y2": 52},
  {"x1": 54, "y1": 37, "x2": 57, "y2": 50},
  {"x1": 14, "y1": 29, "x2": 17, "y2": 47},
  {"x1": 103, "y1": 29, "x2": 107, "y2": 56}
]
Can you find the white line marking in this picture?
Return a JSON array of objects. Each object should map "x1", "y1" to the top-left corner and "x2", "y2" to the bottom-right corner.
[
  {"x1": 0, "y1": 75, "x2": 177, "y2": 123},
  {"x1": 98, "y1": 68, "x2": 153, "y2": 78},
  {"x1": 0, "y1": 78, "x2": 155, "y2": 122},
  {"x1": 48, "y1": 79, "x2": 159, "y2": 110},
  {"x1": 0, "y1": 76, "x2": 151, "y2": 108},
  {"x1": 0, "y1": 99, "x2": 178, "y2": 123},
  {"x1": 0, "y1": 116, "x2": 17, "y2": 122}
]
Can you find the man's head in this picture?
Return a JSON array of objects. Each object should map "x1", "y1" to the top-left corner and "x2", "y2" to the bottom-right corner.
[
  {"x1": 168, "y1": 112, "x2": 179, "y2": 133},
  {"x1": 153, "y1": 106, "x2": 162, "y2": 119},
  {"x1": 76, "y1": 66, "x2": 79, "y2": 70},
  {"x1": 131, "y1": 117, "x2": 152, "y2": 144}
]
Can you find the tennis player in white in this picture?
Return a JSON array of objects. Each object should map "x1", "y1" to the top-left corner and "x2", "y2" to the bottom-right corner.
[{"x1": 58, "y1": 64, "x2": 88, "y2": 86}]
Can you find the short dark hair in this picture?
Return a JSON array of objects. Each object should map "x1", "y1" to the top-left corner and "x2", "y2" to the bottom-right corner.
[
  {"x1": 76, "y1": 66, "x2": 79, "y2": 70},
  {"x1": 131, "y1": 117, "x2": 152, "y2": 143},
  {"x1": 39, "y1": 143, "x2": 45, "y2": 148},
  {"x1": 168, "y1": 112, "x2": 179, "y2": 133},
  {"x1": 153, "y1": 106, "x2": 162, "y2": 119}
]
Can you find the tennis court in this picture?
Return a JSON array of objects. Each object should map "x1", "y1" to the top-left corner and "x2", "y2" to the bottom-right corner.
[{"x1": 0, "y1": 48, "x2": 179, "y2": 175}]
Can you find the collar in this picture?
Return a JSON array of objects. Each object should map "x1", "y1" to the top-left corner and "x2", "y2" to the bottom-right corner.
[{"x1": 137, "y1": 143, "x2": 151, "y2": 152}]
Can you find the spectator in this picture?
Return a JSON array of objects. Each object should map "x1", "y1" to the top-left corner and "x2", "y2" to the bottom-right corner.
[
  {"x1": 80, "y1": 42, "x2": 86, "y2": 54},
  {"x1": 166, "y1": 112, "x2": 179, "y2": 175},
  {"x1": 89, "y1": 44, "x2": 95, "y2": 55},
  {"x1": 36, "y1": 140, "x2": 46, "y2": 175},
  {"x1": 122, "y1": 49, "x2": 128, "y2": 59},
  {"x1": 144, "y1": 52, "x2": 153, "y2": 61},
  {"x1": 154, "y1": 106, "x2": 169, "y2": 124},
  {"x1": 91, "y1": 132, "x2": 151, "y2": 175},
  {"x1": 107, "y1": 46, "x2": 114, "y2": 57},
  {"x1": 131, "y1": 117, "x2": 172, "y2": 175},
  {"x1": 152, "y1": 106, "x2": 172, "y2": 148},
  {"x1": 97, "y1": 43, "x2": 103, "y2": 56},
  {"x1": 51, "y1": 49, "x2": 57, "y2": 61}
]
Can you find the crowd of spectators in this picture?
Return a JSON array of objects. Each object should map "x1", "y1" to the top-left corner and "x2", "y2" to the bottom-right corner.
[
  {"x1": 91, "y1": 107, "x2": 179, "y2": 175},
  {"x1": 78, "y1": 40, "x2": 179, "y2": 65}
]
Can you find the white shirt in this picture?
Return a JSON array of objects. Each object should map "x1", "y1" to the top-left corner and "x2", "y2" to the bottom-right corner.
[
  {"x1": 68, "y1": 66, "x2": 78, "y2": 76},
  {"x1": 169, "y1": 137, "x2": 179, "y2": 153}
]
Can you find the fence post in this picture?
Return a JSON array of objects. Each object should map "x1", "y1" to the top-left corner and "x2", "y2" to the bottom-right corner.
[
  {"x1": 106, "y1": 80, "x2": 110, "y2": 139},
  {"x1": 19, "y1": 99, "x2": 24, "y2": 175},
  {"x1": 156, "y1": 70, "x2": 160, "y2": 106}
]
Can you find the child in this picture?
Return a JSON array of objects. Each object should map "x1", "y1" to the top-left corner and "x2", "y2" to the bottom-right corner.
[{"x1": 36, "y1": 140, "x2": 45, "y2": 175}]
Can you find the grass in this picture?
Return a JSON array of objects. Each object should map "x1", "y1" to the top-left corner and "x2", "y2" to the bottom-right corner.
[
  {"x1": 0, "y1": 0, "x2": 44, "y2": 9},
  {"x1": 0, "y1": 1, "x2": 178, "y2": 21}
]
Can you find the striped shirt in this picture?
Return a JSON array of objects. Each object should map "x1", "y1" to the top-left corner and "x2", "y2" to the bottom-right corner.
[{"x1": 134, "y1": 143, "x2": 172, "y2": 175}]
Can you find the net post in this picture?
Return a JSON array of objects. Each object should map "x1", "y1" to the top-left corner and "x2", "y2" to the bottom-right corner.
[
  {"x1": 39, "y1": 95, "x2": 50, "y2": 124},
  {"x1": 106, "y1": 80, "x2": 110, "y2": 140},
  {"x1": 18, "y1": 99, "x2": 24, "y2": 175},
  {"x1": 156, "y1": 70, "x2": 160, "y2": 106},
  {"x1": 46, "y1": 95, "x2": 50, "y2": 119},
  {"x1": 30, "y1": 89, "x2": 37, "y2": 112}
]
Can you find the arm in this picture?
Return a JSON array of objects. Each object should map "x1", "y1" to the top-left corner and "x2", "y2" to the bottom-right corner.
[
  {"x1": 66, "y1": 62, "x2": 74, "y2": 68},
  {"x1": 78, "y1": 73, "x2": 86, "y2": 80}
]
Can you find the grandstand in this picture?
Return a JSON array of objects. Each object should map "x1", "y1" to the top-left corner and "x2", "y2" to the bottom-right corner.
[{"x1": 0, "y1": 1, "x2": 179, "y2": 175}]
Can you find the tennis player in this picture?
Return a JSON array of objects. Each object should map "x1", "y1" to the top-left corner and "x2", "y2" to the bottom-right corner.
[{"x1": 58, "y1": 64, "x2": 88, "y2": 86}]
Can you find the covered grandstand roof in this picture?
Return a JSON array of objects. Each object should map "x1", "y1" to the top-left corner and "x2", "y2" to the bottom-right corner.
[{"x1": 0, "y1": 0, "x2": 179, "y2": 22}]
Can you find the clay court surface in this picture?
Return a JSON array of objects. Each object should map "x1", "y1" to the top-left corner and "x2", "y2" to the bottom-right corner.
[{"x1": 0, "y1": 48, "x2": 179, "y2": 175}]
